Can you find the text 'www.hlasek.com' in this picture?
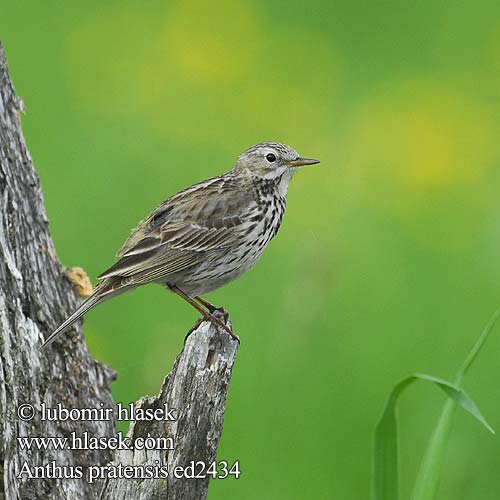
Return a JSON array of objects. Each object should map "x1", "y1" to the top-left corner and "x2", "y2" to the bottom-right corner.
[{"x1": 16, "y1": 402, "x2": 241, "y2": 483}]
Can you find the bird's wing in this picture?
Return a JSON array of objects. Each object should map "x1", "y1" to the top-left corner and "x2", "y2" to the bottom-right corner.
[{"x1": 98, "y1": 176, "x2": 255, "y2": 282}]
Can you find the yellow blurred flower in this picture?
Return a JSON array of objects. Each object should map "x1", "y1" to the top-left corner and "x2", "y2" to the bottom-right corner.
[
  {"x1": 345, "y1": 78, "x2": 500, "y2": 250},
  {"x1": 162, "y1": 0, "x2": 261, "y2": 84},
  {"x1": 352, "y1": 79, "x2": 497, "y2": 192}
]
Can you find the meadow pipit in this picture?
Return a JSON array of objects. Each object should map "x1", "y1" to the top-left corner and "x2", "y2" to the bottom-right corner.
[{"x1": 43, "y1": 142, "x2": 319, "y2": 347}]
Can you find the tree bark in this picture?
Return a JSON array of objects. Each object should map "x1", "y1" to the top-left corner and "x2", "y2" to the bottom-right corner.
[{"x1": 0, "y1": 42, "x2": 238, "y2": 500}]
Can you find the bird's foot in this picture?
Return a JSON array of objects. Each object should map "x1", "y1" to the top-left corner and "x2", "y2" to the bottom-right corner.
[
  {"x1": 210, "y1": 306, "x2": 229, "y2": 322},
  {"x1": 184, "y1": 311, "x2": 239, "y2": 344},
  {"x1": 169, "y1": 287, "x2": 238, "y2": 343},
  {"x1": 206, "y1": 311, "x2": 239, "y2": 343},
  {"x1": 194, "y1": 296, "x2": 230, "y2": 322}
]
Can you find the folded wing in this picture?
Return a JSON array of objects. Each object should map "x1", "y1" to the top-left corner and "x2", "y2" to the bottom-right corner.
[{"x1": 98, "y1": 176, "x2": 254, "y2": 283}]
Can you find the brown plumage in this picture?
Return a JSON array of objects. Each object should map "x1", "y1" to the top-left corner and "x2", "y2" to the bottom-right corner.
[{"x1": 42, "y1": 142, "x2": 319, "y2": 348}]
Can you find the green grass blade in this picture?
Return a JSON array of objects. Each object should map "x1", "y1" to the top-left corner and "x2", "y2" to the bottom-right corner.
[
  {"x1": 410, "y1": 399, "x2": 457, "y2": 500},
  {"x1": 458, "y1": 303, "x2": 500, "y2": 380},
  {"x1": 410, "y1": 305, "x2": 500, "y2": 500},
  {"x1": 372, "y1": 373, "x2": 493, "y2": 500},
  {"x1": 372, "y1": 377, "x2": 413, "y2": 500}
]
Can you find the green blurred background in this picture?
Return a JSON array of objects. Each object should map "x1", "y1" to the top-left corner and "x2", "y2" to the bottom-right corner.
[{"x1": 3, "y1": 1, "x2": 500, "y2": 498}]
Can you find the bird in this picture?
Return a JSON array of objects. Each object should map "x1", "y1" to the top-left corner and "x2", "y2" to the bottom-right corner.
[{"x1": 42, "y1": 142, "x2": 319, "y2": 348}]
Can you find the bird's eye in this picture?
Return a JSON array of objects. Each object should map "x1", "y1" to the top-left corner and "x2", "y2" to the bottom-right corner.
[{"x1": 265, "y1": 153, "x2": 277, "y2": 163}]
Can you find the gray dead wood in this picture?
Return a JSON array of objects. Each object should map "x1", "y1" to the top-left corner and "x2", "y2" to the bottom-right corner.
[
  {"x1": 0, "y1": 41, "x2": 238, "y2": 500},
  {"x1": 98, "y1": 319, "x2": 238, "y2": 500}
]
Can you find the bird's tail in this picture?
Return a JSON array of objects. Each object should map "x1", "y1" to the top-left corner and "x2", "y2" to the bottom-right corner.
[{"x1": 41, "y1": 278, "x2": 126, "y2": 349}]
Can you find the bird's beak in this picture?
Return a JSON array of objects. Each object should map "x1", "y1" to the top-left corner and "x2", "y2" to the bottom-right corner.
[{"x1": 286, "y1": 157, "x2": 320, "y2": 167}]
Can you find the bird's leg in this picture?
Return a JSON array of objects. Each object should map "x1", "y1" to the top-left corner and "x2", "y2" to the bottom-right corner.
[
  {"x1": 169, "y1": 285, "x2": 238, "y2": 342},
  {"x1": 194, "y1": 295, "x2": 217, "y2": 312},
  {"x1": 194, "y1": 296, "x2": 229, "y2": 321}
]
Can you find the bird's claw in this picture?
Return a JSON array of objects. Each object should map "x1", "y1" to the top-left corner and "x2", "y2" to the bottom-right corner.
[
  {"x1": 209, "y1": 306, "x2": 229, "y2": 322},
  {"x1": 208, "y1": 310, "x2": 239, "y2": 343},
  {"x1": 185, "y1": 312, "x2": 239, "y2": 344}
]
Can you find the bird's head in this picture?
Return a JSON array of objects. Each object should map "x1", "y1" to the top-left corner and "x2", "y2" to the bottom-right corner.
[{"x1": 232, "y1": 142, "x2": 320, "y2": 180}]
